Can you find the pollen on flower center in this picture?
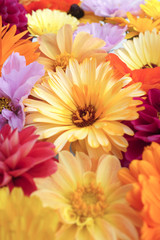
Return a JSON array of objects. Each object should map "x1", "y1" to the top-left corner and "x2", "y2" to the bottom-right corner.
[
  {"x1": 0, "y1": 97, "x2": 12, "y2": 113},
  {"x1": 72, "y1": 105, "x2": 97, "y2": 127},
  {"x1": 53, "y1": 53, "x2": 71, "y2": 71},
  {"x1": 71, "y1": 182, "x2": 107, "y2": 218},
  {"x1": 142, "y1": 63, "x2": 158, "y2": 69}
]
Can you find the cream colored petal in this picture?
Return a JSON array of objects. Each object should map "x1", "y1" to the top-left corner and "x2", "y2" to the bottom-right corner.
[
  {"x1": 75, "y1": 152, "x2": 92, "y2": 172},
  {"x1": 58, "y1": 151, "x2": 83, "y2": 184},
  {"x1": 105, "y1": 214, "x2": 139, "y2": 240},
  {"x1": 88, "y1": 218, "x2": 117, "y2": 240},
  {"x1": 96, "y1": 155, "x2": 121, "y2": 189},
  {"x1": 57, "y1": 24, "x2": 73, "y2": 54},
  {"x1": 39, "y1": 33, "x2": 60, "y2": 59},
  {"x1": 72, "y1": 32, "x2": 105, "y2": 60},
  {"x1": 87, "y1": 127, "x2": 100, "y2": 148},
  {"x1": 32, "y1": 189, "x2": 68, "y2": 209}
]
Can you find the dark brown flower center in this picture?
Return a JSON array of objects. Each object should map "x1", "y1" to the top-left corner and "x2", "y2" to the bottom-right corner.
[
  {"x1": 142, "y1": 63, "x2": 158, "y2": 69},
  {"x1": 0, "y1": 97, "x2": 11, "y2": 113},
  {"x1": 72, "y1": 105, "x2": 97, "y2": 127}
]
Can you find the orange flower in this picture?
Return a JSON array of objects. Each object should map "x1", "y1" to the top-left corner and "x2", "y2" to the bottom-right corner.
[
  {"x1": 23, "y1": 0, "x2": 80, "y2": 14},
  {"x1": 119, "y1": 142, "x2": 160, "y2": 240},
  {"x1": 105, "y1": 12, "x2": 160, "y2": 39},
  {"x1": 0, "y1": 17, "x2": 40, "y2": 74},
  {"x1": 106, "y1": 30, "x2": 160, "y2": 92}
]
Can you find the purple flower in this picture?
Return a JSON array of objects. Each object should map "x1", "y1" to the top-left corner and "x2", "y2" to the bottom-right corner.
[
  {"x1": 0, "y1": 0, "x2": 28, "y2": 35},
  {"x1": 0, "y1": 52, "x2": 45, "y2": 130},
  {"x1": 81, "y1": 0, "x2": 144, "y2": 17},
  {"x1": 122, "y1": 89, "x2": 160, "y2": 167},
  {"x1": 74, "y1": 22, "x2": 127, "y2": 52}
]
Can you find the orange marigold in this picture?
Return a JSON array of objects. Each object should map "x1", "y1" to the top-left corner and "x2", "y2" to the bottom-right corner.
[
  {"x1": 119, "y1": 142, "x2": 160, "y2": 240},
  {"x1": 0, "y1": 17, "x2": 39, "y2": 74}
]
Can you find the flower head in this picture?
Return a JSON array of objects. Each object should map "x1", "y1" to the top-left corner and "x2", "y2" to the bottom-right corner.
[
  {"x1": 73, "y1": 22, "x2": 127, "y2": 52},
  {"x1": 122, "y1": 88, "x2": 160, "y2": 165},
  {"x1": 0, "y1": 124, "x2": 57, "y2": 195},
  {"x1": 34, "y1": 151, "x2": 141, "y2": 240},
  {"x1": 0, "y1": 17, "x2": 40, "y2": 74},
  {"x1": 119, "y1": 142, "x2": 160, "y2": 240},
  {"x1": 107, "y1": 30, "x2": 160, "y2": 92},
  {"x1": 25, "y1": 58, "x2": 145, "y2": 159},
  {"x1": 105, "y1": 12, "x2": 160, "y2": 39},
  {"x1": 0, "y1": 0, "x2": 28, "y2": 35},
  {"x1": 0, "y1": 52, "x2": 44, "y2": 130},
  {"x1": 27, "y1": 9, "x2": 79, "y2": 37},
  {"x1": 81, "y1": 0, "x2": 144, "y2": 17},
  {"x1": 37, "y1": 24, "x2": 107, "y2": 72},
  {"x1": 140, "y1": 0, "x2": 160, "y2": 20},
  {"x1": 0, "y1": 187, "x2": 59, "y2": 240}
]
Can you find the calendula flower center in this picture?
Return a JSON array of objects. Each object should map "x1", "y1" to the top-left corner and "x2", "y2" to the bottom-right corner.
[
  {"x1": 72, "y1": 105, "x2": 97, "y2": 127},
  {"x1": 71, "y1": 182, "x2": 107, "y2": 218},
  {"x1": 142, "y1": 63, "x2": 157, "y2": 69},
  {"x1": 0, "y1": 97, "x2": 12, "y2": 113},
  {"x1": 53, "y1": 53, "x2": 71, "y2": 71}
]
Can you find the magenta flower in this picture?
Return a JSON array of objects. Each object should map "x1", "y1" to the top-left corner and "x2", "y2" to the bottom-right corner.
[
  {"x1": 74, "y1": 22, "x2": 127, "y2": 52},
  {"x1": 81, "y1": 0, "x2": 144, "y2": 17},
  {"x1": 0, "y1": 52, "x2": 45, "y2": 130},
  {"x1": 122, "y1": 89, "x2": 160, "y2": 166},
  {"x1": 0, "y1": 124, "x2": 57, "y2": 195},
  {"x1": 0, "y1": 0, "x2": 28, "y2": 35}
]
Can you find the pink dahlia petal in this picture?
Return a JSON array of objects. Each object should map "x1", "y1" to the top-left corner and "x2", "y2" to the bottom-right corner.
[
  {"x1": 28, "y1": 160, "x2": 57, "y2": 178},
  {"x1": 11, "y1": 173, "x2": 37, "y2": 195},
  {"x1": 0, "y1": 124, "x2": 57, "y2": 195}
]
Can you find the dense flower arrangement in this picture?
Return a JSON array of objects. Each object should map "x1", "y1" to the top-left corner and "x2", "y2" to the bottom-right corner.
[{"x1": 0, "y1": 0, "x2": 160, "y2": 239}]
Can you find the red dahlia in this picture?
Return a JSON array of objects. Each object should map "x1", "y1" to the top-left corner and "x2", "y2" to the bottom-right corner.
[
  {"x1": 0, "y1": 124, "x2": 57, "y2": 195},
  {"x1": 0, "y1": 0, "x2": 28, "y2": 35}
]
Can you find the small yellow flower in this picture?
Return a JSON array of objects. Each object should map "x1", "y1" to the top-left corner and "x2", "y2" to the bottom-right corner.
[
  {"x1": 27, "y1": 9, "x2": 79, "y2": 36},
  {"x1": 140, "y1": 0, "x2": 160, "y2": 20},
  {"x1": 0, "y1": 187, "x2": 60, "y2": 240},
  {"x1": 33, "y1": 151, "x2": 141, "y2": 240},
  {"x1": 105, "y1": 12, "x2": 160, "y2": 39}
]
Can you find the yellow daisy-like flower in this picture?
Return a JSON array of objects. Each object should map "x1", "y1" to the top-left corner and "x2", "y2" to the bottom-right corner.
[
  {"x1": 116, "y1": 29, "x2": 160, "y2": 70},
  {"x1": 37, "y1": 24, "x2": 107, "y2": 72},
  {"x1": 105, "y1": 12, "x2": 160, "y2": 39},
  {"x1": 27, "y1": 9, "x2": 79, "y2": 36},
  {"x1": 0, "y1": 187, "x2": 60, "y2": 240},
  {"x1": 140, "y1": 0, "x2": 160, "y2": 20},
  {"x1": 24, "y1": 58, "x2": 145, "y2": 159},
  {"x1": 33, "y1": 151, "x2": 141, "y2": 240}
]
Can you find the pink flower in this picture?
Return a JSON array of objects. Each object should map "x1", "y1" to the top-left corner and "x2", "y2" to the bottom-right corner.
[
  {"x1": 0, "y1": 124, "x2": 57, "y2": 195},
  {"x1": 81, "y1": 0, "x2": 144, "y2": 17},
  {"x1": 0, "y1": 52, "x2": 45, "y2": 130}
]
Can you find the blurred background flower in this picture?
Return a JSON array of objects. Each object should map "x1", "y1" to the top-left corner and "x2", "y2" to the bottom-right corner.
[{"x1": 0, "y1": 187, "x2": 60, "y2": 240}]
